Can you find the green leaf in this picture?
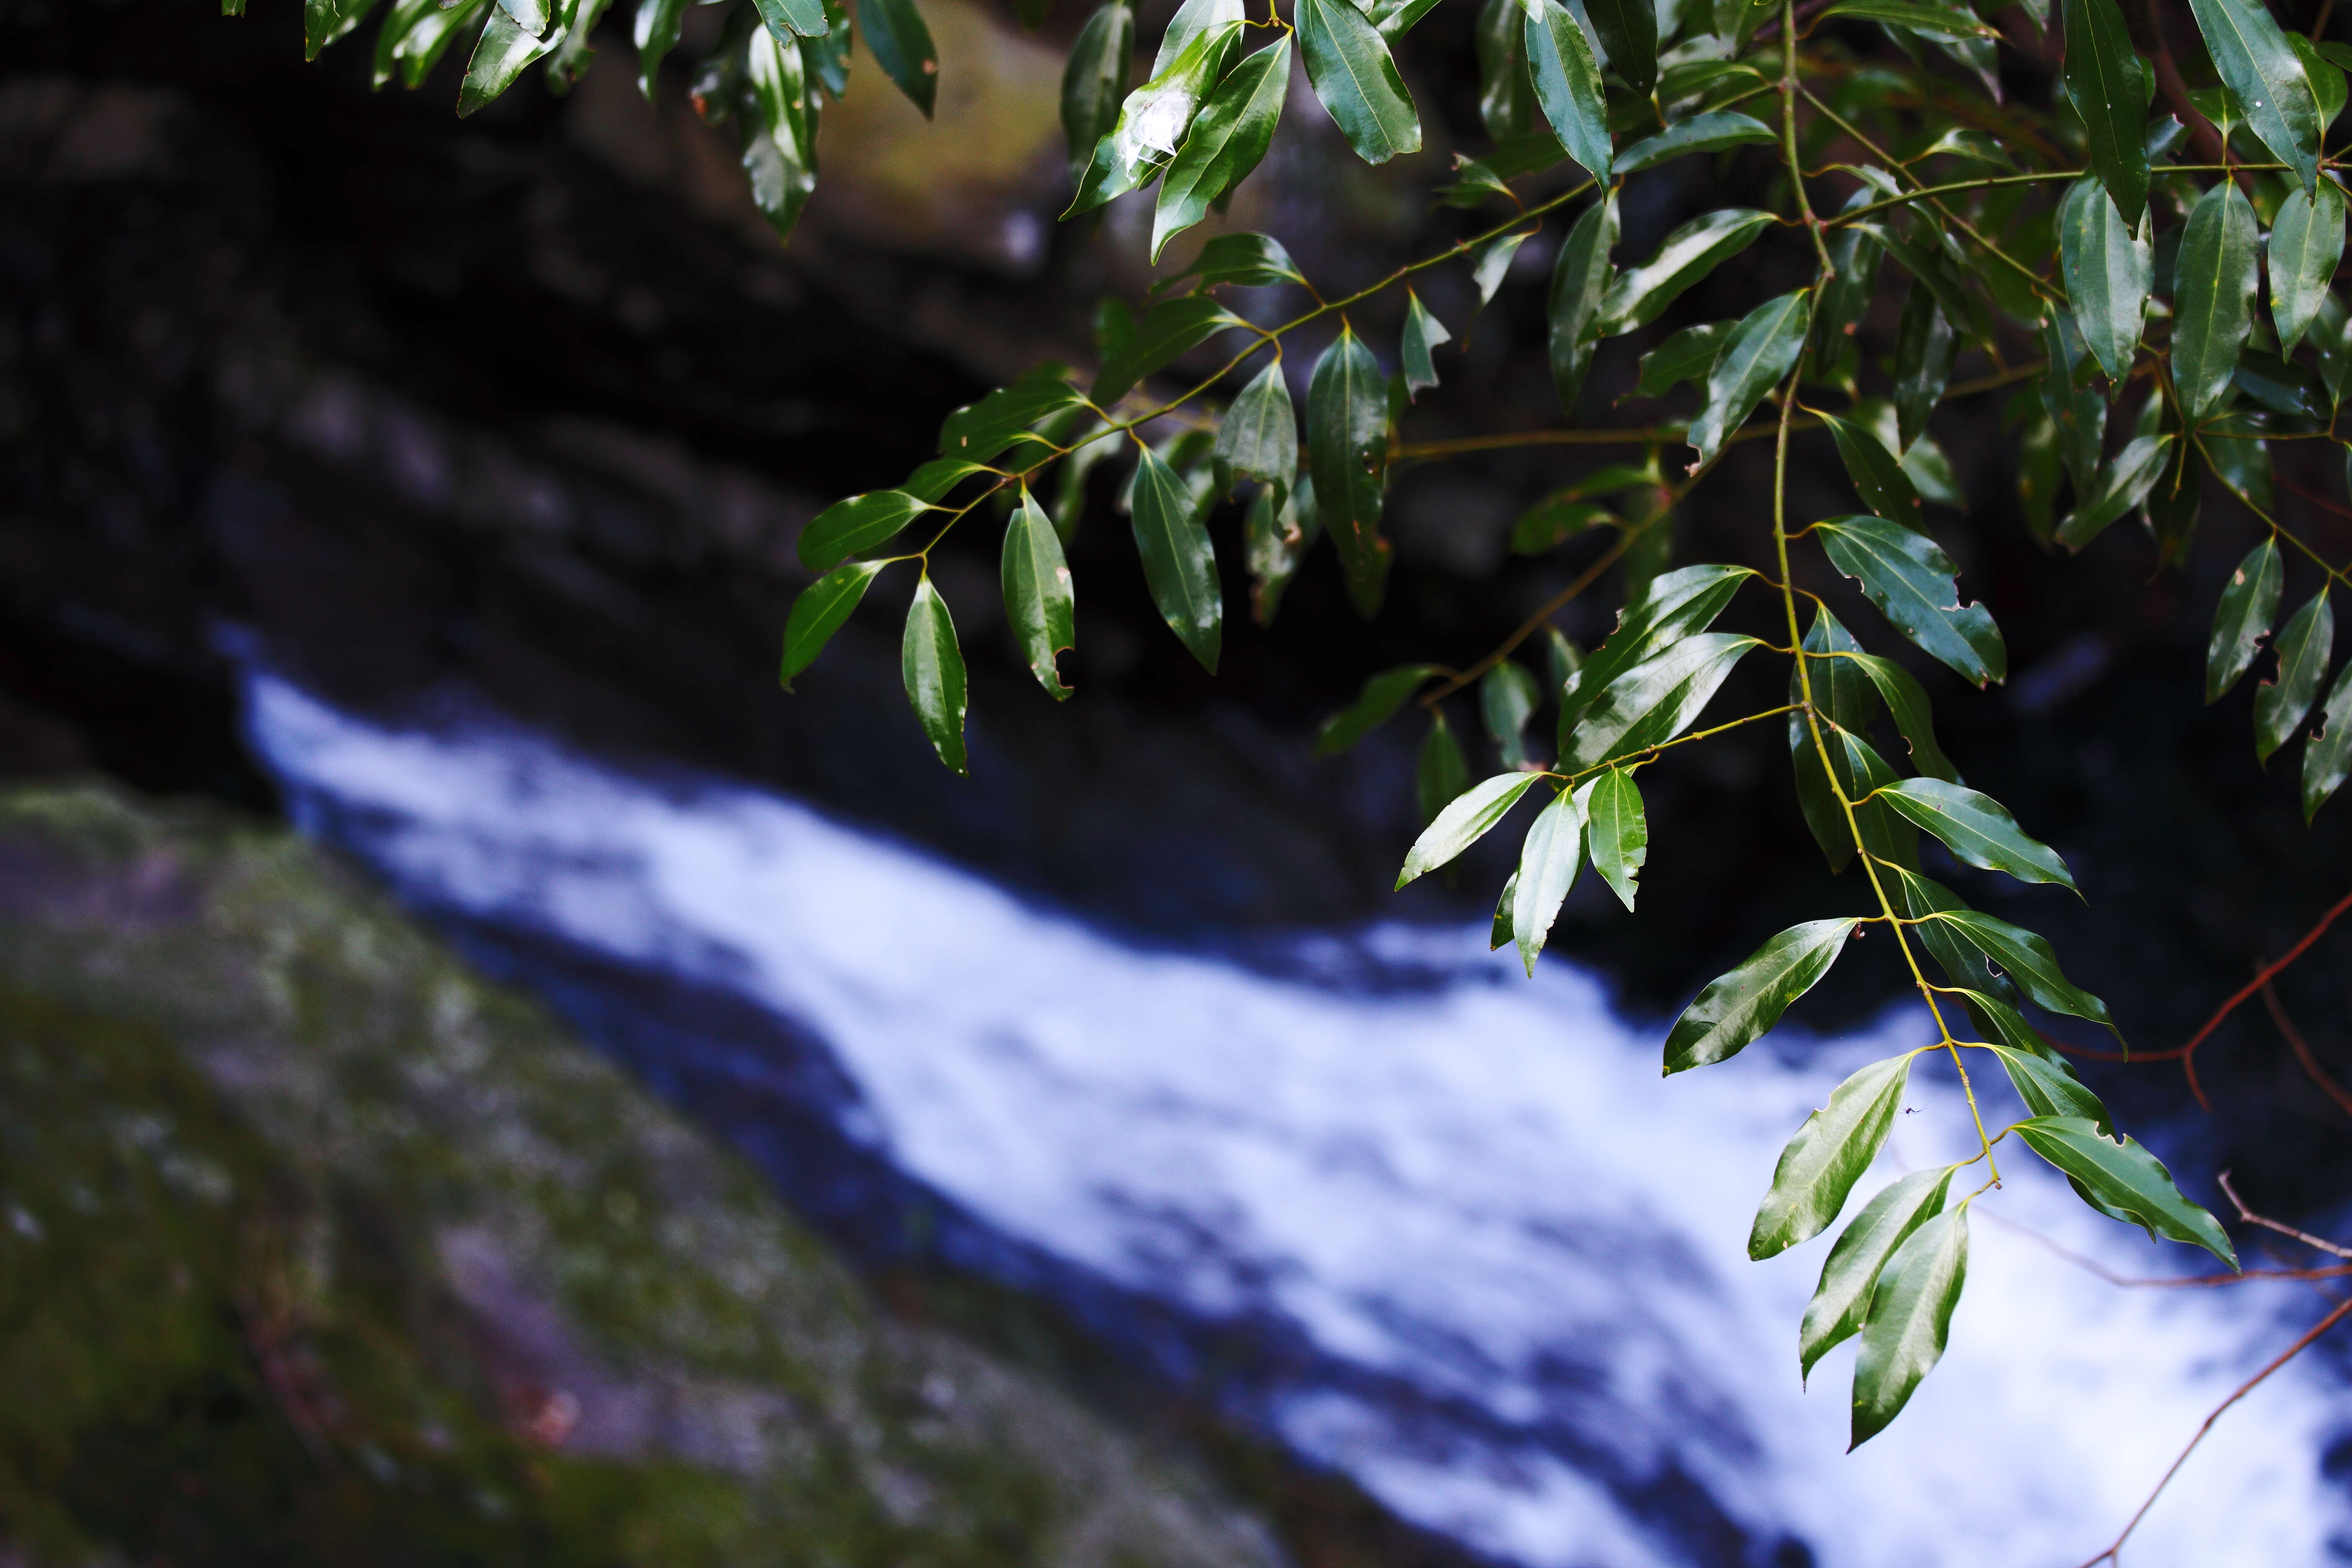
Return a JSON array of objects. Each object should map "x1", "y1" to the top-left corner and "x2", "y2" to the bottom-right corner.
[
  {"x1": 1154, "y1": 39, "x2": 1291, "y2": 260},
  {"x1": 1215, "y1": 358, "x2": 1298, "y2": 495},
  {"x1": 2183, "y1": 0, "x2": 2321, "y2": 193},
  {"x1": 1814, "y1": 513, "x2": 2006, "y2": 685},
  {"x1": 1582, "y1": 0, "x2": 1656, "y2": 93},
  {"x1": 1610, "y1": 111, "x2": 1774, "y2": 175},
  {"x1": 1417, "y1": 710, "x2": 1473, "y2": 824},
  {"x1": 1819, "y1": 0, "x2": 1997, "y2": 34},
  {"x1": 1093, "y1": 296, "x2": 1247, "y2": 406},
  {"x1": 1663, "y1": 918, "x2": 1860, "y2": 1073},
  {"x1": 2302, "y1": 661, "x2": 2352, "y2": 818},
  {"x1": 1564, "y1": 633, "x2": 1762, "y2": 770},
  {"x1": 1811, "y1": 193, "x2": 1883, "y2": 389},
  {"x1": 1511, "y1": 498, "x2": 1615, "y2": 554},
  {"x1": 1369, "y1": 0, "x2": 1446, "y2": 41},
  {"x1": 1295, "y1": 0, "x2": 1422, "y2": 164},
  {"x1": 2268, "y1": 179, "x2": 2347, "y2": 354},
  {"x1": 1061, "y1": 2, "x2": 1135, "y2": 183},
  {"x1": 1751, "y1": 1054, "x2": 1913, "y2": 1261},
  {"x1": 2057, "y1": 177, "x2": 2151, "y2": 382},
  {"x1": 1471, "y1": 231, "x2": 1532, "y2": 307},
  {"x1": 1890, "y1": 284, "x2": 1957, "y2": 453},
  {"x1": 1789, "y1": 607, "x2": 1882, "y2": 872},
  {"x1": 799, "y1": 490, "x2": 933, "y2": 573},
  {"x1": 2056, "y1": 432, "x2": 2172, "y2": 550},
  {"x1": 1397, "y1": 771, "x2": 1545, "y2": 887},
  {"x1": 1154, "y1": 0, "x2": 1244, "y2": 73},
  {"x1": 2011, "y1": 1117, "x2": 2238, "y2": 1266},
  {"x1": 1986, "y1": 1042, "x2": 2112, "y2": 1134},
  {"x1": 1172, "y1": 231, "x2": 1309, "y2": 291},
  {"x1": 2171, "y1": 180, "x2": 2262, "y2": 424},
  {"x1": 1689, "y1": 290, "x2": 1810, "y2": 466},
  {"x1": 1930, "y1": 910, "x2": 2116, "y2": 1031},
  {"x1": 1896, "y1": 873, "x2": 2016, "y2": 1004},
  {"x1": 2059, "y1": 0, "x2": 2149, "y2": 225},
  {"x1": 1003, "y1": 487, "x2": 1076, "y2": 700},
  {"x1": 381, "y1": 0, "x2": 487, "y2": 88},
  {"x1": 1800, "y1": 1168, "x2": 1952, "y2": 1381},
  {"x1": 1522, "y1": 0, "x2": 1614, "y2": 183},
  {"x1": 1401, "y1": 291, "x2": 1451, "y2": 399},
  {"x1": 940, "y1": 366, "x2": 1086, "y2": 463},
  {"x1": 1637, "y1": 321, "x2": 1732, "y2": 398},
  {"x1": 1490, "y1": 871, "x2": 1518, "y2": 950},
  {"x1": 1597, "y1": 209, "x2": 1774, "y2": 334},
  {"x1": 860, "y1": 0, "x2": 937, "y2": 116},
  {"x1": 1548, "y1": 196, "x2": 1619, "y2": 414},
  {"x1": 1817, "y1": 409, "x2": 1920, "y2": 524},
  {"x1": 2147, "y1": 436, "x2": 2206, "y2": 571},
  {"x1": 2040, "y1": 312, "x2": 2107, "y2": 501},
  {"x1": 902, "y1": 576, "x2": 968, "y2": 774},
  {"x1": 1511, "y1": 788, "x2": 1585, "y2": 973},
  {"x1": 1245, "y1": 475, "x2": 1318, "y2": 624},
  {"x1": 1872, "y1": 778, "x2": 2077, "y2": 890},
  {"x1": 739, "y1": 21, "x2": 820, "y2": 239},
  {"x1": 1575, "y1": 767, "x2": 1646, "y2": 911},
  {"x1": 2207, "y1": 536, "x2": 2285, "y2": 700},
  {"x1": 1308, "y1": 325, "x2": 1394, "y2": 618},
  {"x1": 1476, "y1": 0, "x2": 1538, "y2": 140},
  {"x1": 1066, "y1": 19, "x2": 1242, "y2": 215},
  {"x1": 1545, "y1": 626, "x2": 1584, "y2": 696},
  {"x1": 634, "y1": 0, "x2": 688, "y2": 98},
  {"x1": 1319, "y1": 664, "x2": 1443, "y2": 753},
  {"x1": 2255, "y1": 587, "x2": 2334, "y2": 761},
  {"x1": 2296, "y1": 33, "x2": 2348, "y2": 125},
  {"x1": 1483, "y1": 661, "x2": 1544, "y2": 767},
  {"x1": 1129, "y1": 443, "x2": 1224, "y2": 671},
  {"x1": 799, "y1": 0, "x2": 851, "y2": 95},
  {"x1": 2231, "y1": 348, "x2": 2327, "y2": 420},
  {"x1": 753, "y1": 0, "x2": 828, "y2": 39},
  {"x1": 779, "y1": 560, "x2": 889, "y2": 688},
  {"x1": 460, "y1": 6, "x2": 560, "y2": 115},
  {"x1": 1850, "y1": 1206, "x2": 1968, "y2": 1447},
  {"x1": 1847, "y1": 653, "x2": 1959, "y2": 782},
  {"x1": 1563, "y1": 562, "x2": 1754, "y2": 736},
  {"x1": 309, "y1": 0, "x2": 389, "y2": 58}
]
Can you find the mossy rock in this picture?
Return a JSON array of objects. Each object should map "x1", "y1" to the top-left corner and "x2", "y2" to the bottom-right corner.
[{"x1": 0, "y1": 782, "x2": 1285, "y2": 1568}]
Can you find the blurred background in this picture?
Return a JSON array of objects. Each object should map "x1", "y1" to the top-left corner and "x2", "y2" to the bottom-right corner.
[{"x1": 1, "y1": 0, "x2": 2349, "y2": 1562}]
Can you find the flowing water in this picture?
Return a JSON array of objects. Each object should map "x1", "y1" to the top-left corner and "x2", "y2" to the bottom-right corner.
[{"x1": 236, "y1": 664, "x2": 2346, "y2": 1568}]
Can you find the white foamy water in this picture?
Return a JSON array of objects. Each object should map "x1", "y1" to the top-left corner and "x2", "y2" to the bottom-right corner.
[{"x1": 239, "y1": 668, "x2": 2343, "y2": 1568}]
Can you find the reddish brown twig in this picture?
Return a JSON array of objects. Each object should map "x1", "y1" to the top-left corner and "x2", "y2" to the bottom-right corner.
[
  {"x1": 2259, "y1": 980, "x2": 2352, "y2": 1119},
  {"x1": 2220, "y1": 1170, "x2": 2352, "y2": 1261},
  {"x1": 1981, "y1": 1208, "x2": 2352, "y2": 1287}
]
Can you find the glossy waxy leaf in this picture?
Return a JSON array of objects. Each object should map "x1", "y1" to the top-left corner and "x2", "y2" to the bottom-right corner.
[
  {"x1": 1296, "y1": 0, "x2": 1422, "y2": 165},
  {"x1": 2183, "y1": 0, "x2": 2321, "y2": 192},
  {"x1": 1573, "y1": 767, "x2": 1645, "y2": 912},
  {"x1": 1751, "y1": 1053, "x2": 1913, "y2": 1260},
  {"x1": 1564, "y1": 634, "x2": 1761, "y2": 771},
  {"x1": 2256, "y1": 588, "x2": 2334, "y2": 761},
  {"x1": 1610, "y1": 111, "x2": 1774, "y2": 174},
  {"x1": 1061, "y1": 1, "x2": 1135, "y2": 183},
  {"x1": 1417, "y1": 710, "x2": 1473, "y2": 823},
  {"x1": 380, "y1": 0, "x2": 488, "y2": 89},
  {"x1": 307, "y1": 0, "x2": 387, "y2": 57},
  {"x1": 460, "y1": 5, "x2": 563, "y2": 115},
  {"x1": 1482, "y1": 660, "x2": 1543, "y2": 769},
  {"x1": 1873, "y1": 778, "x2": 2077, "y2": 890},
  {"x1": 634, "y1": 0, "x2": 689, "y2": 98},
  {"x1": 1800, "y1": 1168, "x2": 1952, "y2": 1380},
  {"x1": 861, "y1": 0, "x2": 938, "y2": 116},
  {"x1": 1522, "y1": 0, "x2": 1614, "y2": 183},
  {"x1": 2055, "y1": 432, "x2": 2171, "y2": 550},
  {"x1": 1930, "y1": 910, "x2": 2115, "y2": 1030},
  {"x1": 2060, "y1": 0, "x2": 2149, "y2": 225},
  {"x1": 1308, "y1": 326, "x2": 1394, "y2": 618},
  {"x1": 1215, "y1": 359, "x2": 1297, "y2": 498},
  {"x1": 1563, "y1": 563, "x2": 1754, "y2": 733},
  {"x1": 799, "y1": 490, "x2": 933, "y2": 572},
  {"x1": 1891, "y1": 284, "x2": 1957, "y2": 454},
  {"x1": 1689, "y1": 290, "x2": 1810, "y2": 467},
  {"x1": 1472, "y1": 232, "x2": 1532, "y2": 307},
  {"x1": 1663, "y1": 918, "x2": 1860, "y2": 1073},
  {"x1": 496, "y1": 0, "x2": 549, "y2": 31},
  {"x1": 1066, "y1": 19, "x2": 1242, "y2": 215},
  {"x1": 1598, "y1": 209, "x2": 1775, "y2": 334},
  {"x1": 1848, "y1": 654, "x2": 1958, "y2": 782},
  {"x1": 2058, "y1": 177, "x2": 2151, "y2": 382},
  {"x1": 1490, "y1": 872, "x2": 1519, "y2": 951},
  {"x1": 1895, "y1": 873, "x2": 2015, "y2": 1006},
  {"x1": 2207, "y1": 536, "x2": 2284, "y2": 701},
  {"x1": 2269, "y1": 180, "x2": 2347, "y2": 353},
  {"x1": 1820, "y1": 0, "x2": 1997, "y2": 34},
  {"x1": 738, "y1": 21, "x2": 820, "y2": 240},
  {"x1": 902, "y1": 576, "x2": 967, "y2": 773},
  {"x1": 1244, "y1": 476, "x2": 1316, "y2": 623},
  {"x1": 1129, "y1": 443, "x2": 1224, "y2": 672},
  {"x1": 1818, "y1": 410, "x2": 1919, "y2": 523},
  {"x1": 1397, "y1": 771, "x2": 1545, "y2": 886},
  {"x1": 1549, "y1": 196, "x2": 1619, "y2": 414},
  {"x1": 1174, "y1": 231, "x2": 1310, "y2": 291},
  {"x1": 1154, "y1": 0, "x2": 1243, "y2": 72},
  {"x1": 2040, "y1": 312, "x2": 2107, "y2": 502},
  {"x1": 2012, "y1": 1117, "x2": 2237, "y2": 1266},
  {"x1": 1093, "y1": 297, "x2": 1248, "y2": 407},
  {"x1": 1475, "y1": 0, "x2": 1538, "y2": 140},
  {"x1": 1637, "y1": 321, "x2": 1732, "y2": 398},
  {"x1": 2171, "y1": 181, "x2": 2261, "y2": 424},
  {"x1": 1318, "y1": 664, "x2": 1442, "y2": 753},
  {"x1": 1511, "y1": 789, "x2": 1584, "y2": 973},
  {"x1": 2303, "y1": 663, "x2": 2352, "y2": 818},
  {"x1": 800, "y1": 0, "x2": 852, "y2": 93},
  {"x1": 1401, "y1": 291, "x2": 1451, "y2": 399},
  {"x1": 1789, "y1": 610, "x2": 1888, "y2": 873},
  {"x1": 1985, "y1": 1042, "x2": 2111, "y2": 1133},
  {"x1": 752, "y1": 0, "x2": 828, "y2": 40},
  {"x1": 1582, "y1": 0, "x2": 1656, "y2": 93},
  {"x1": 1003, "y1": 488, "x2": 1076, "y2": 700},
  {"x1": 1512, "y1": 498, "x2": 1613, "y2": 554},
  {"x1": 779, "y1": 560, "x2": 887, "y2": 689},
  {"x1": 1815, "y1": 513, "x2": 2006, "y2": 686},
  {"x1": 1154, "y1": 39, "x2": 1290, "y2": 260},
  {"x1": 1851, "y1": 1206, "x2": 1968, "y2": 1447},
  {"x1": 940, "y1": 366, "x2": 1085, "y2": 464}
]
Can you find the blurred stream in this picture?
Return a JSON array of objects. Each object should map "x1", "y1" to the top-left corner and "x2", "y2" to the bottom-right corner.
[{"x1": 236, "y1": 663, "x2": 2346, "y2": 1568}]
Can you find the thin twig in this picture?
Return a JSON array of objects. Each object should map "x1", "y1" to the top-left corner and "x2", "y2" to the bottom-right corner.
[
  {"x1": 2260, "y1": 980, "x2": 2352, "y2": 1120},
  {"x1": 2219, "y1": 1171, "x2": 2352, "y2": 1260}
]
